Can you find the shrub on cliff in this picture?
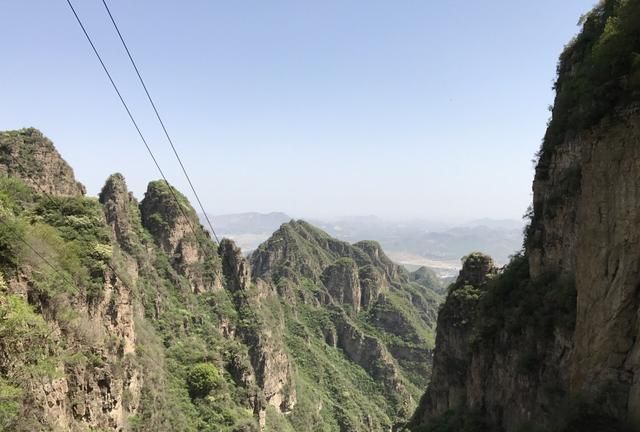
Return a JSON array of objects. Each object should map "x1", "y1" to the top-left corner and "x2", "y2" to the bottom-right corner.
[
  {"x1": 473, "y1": 253, "x2": 576, "y2": 347},
  {"x1": 541, "y1": 0, "x2": 640, "y2": 162},
  {"x1": 187, "y1": 363, "x2": 223, "y2": 398}
]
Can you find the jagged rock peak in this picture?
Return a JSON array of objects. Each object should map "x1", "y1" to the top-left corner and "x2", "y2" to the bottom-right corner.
[
  {"x1": 250, "y1": 219, "x2": 339, "y2": 280},
  {"x1": 140, "y1": 180, "x2": 198, "y2": 226},
  {"x1": 99, "y1": 173, "x2": 142, "y2": 253},
  {"x1": 99, "y1": 172, "x2": 128, "y2": 203},
  {"x1": 0, "y1": 128, "x2": 86, "y2": 196},
  {"x1": 353, "y1": 240, "x2": 403, "y2": 282},
  {"x1": 456, "y1": 252, "x2": 497, "y2": 287},
  {"x1": 410, "y1": 266, "x2": 442, "y2": 291},
  {"x1": 219, "y1": 238, "x2": 251, "y2": 293},
  {"x1": 140, "y1": 180, "x2": 221, "y2": 293},
  {"x1": 139, "y1": 180, "x2": 202, "y2": 253}
]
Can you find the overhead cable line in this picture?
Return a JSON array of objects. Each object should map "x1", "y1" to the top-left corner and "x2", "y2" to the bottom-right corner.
[
  {"x1": 100, "y1": 0, "x2": 220, "y2": 243},
  {"x1": 64, "y1": 0, "x2": 213, "y2": 254}
]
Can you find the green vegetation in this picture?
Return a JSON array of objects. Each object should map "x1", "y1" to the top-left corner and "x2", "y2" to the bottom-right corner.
[
  {"x1": 141, "y1": 180, "x2": 199, "y2": 234},
  {"x1": 0, "y1": 294, "x2": 60, "y2": 431},
  {"x1": 475, "y1": 253, "x2": 576, "y2": 347},
  {"x1": 433, "y1": 250, "x2": 575, "y2": 353},
  {"x1": 0, "y1": 165, "x2": 258, "y2": 431},
  {"x1": 30, "y1": 196, "x2": 112, "y2": 300},
  {"x1": 0, "y1": 377, "x2": 22, "y2": 431},
  {"x1": 281, "y1": 299, "x2": 395, "y2": 431},
  {"x1": 131, "y1": 245, "x2": 256, "y2": 432},
  {"x1": 408, "y1": 250, "x2": 578, "y2": 432},
  {"x1": 187, "y1": 363, "x2": 223, "y2": 398},
  {"x1": 540, "y1": 0, "x2": 640, "y2": 167}
]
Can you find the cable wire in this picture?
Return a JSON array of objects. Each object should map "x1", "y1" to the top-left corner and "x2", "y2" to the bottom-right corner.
[
  {"x1": 100, "y1": 0, "x2": 220, "y2": 243},
  {"x1": 64, "y1": 0, "x2": 213, "y2": 254}
]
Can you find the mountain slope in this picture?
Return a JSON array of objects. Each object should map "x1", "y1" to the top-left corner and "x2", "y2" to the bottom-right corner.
[{"x1": 249, "y1": 220, "x2": 442, "y2": 430}]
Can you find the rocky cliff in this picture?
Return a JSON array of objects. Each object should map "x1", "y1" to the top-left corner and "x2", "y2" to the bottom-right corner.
[
  {"x1": 0, "y1": 129, "x2": 442, "y2": 431},
  {"x1": 409, "y1": 1, "x2": 640, "y2": 431},
  {"x1": 0, "y1": 128, "x2": 85, "y2": 197},
  {"x1": 0, "y1": 128, "x2": 298, "y2": 431}
]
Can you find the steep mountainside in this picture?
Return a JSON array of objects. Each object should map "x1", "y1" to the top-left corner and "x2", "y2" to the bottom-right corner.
[
  {"x1": 0, "y1": 128, "x2": 441, "y2": 431},
  {"x1": 249, "y1": 220, "x2": 442, "y2": 430},
  {"x1": 409, "y1": 2, "x2": 640, "y2": 431}
]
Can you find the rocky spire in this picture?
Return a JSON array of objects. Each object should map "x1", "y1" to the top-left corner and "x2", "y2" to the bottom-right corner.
[
  {"x1": 99, "y1": 173, "x2": 141, "y2": 253},
  {"x1": 140, "y1": 180, "x2": 221, "y2": 293}
]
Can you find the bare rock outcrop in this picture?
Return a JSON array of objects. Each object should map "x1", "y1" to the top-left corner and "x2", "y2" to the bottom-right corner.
[
  {"x1": 140, "y1": 180, "x2": 222, "y2": 293},
  {"x1": 456, "y1": 252, "x2": 497, "y2": 286},
  {"x1": 0, "y1": 128, "x2": 85, "y2": 196},
  {"x1": 358, "y1": 264, "x2": 386, "y2": 309},
  {"x1": 321, "y1": 257, "x2": 361, "y2": 312},
  {"x1": 334, "y1": 314, "x2": 413, "y2": 417},
  {"x1": 219, "y1": 238, "x2": 297, "y2": 424}
]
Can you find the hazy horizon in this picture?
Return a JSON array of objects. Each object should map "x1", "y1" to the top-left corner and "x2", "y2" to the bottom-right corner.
[
  {"x1": 1, "y1": 0, "x2": 595, "y2": 221},
  {"x1": 207, "y1": 210, "x2": 525, "y2": 228}
]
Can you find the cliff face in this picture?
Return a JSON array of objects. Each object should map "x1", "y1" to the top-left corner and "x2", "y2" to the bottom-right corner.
[
  {"x1": 321, "y1": 258, "x2": 362, "y2": 312},
  {"x1": 530, "y1": 106, "x2": 640, "y2": 424},
  {"x1": 570, "y1": 114, "x2": 640, "y2": 421},
  {"x1": 413, "y1": 254, "x2": 496, "y2": 419},
  {"x1": 411, "y1": 253, "x2": 575, "y2": 431},
  {"x1": 410, "y1": 1, "x2": 640, "y2": 431},
  {"x1": 0, "y1": 137, "x2": 140, "y2": 431},
  {"x1": 219, "y1": 238, "x2": 296, "y2": 426}
]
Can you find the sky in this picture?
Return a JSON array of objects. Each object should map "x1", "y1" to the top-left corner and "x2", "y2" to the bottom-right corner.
[{"x1": 1, "y1": 0, "x2": 595, "y2": 222}]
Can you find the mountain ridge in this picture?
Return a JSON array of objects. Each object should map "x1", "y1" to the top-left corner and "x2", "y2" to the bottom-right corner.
[{"x1": 0, "y1": 129, "x2": 442, "y2": 431}]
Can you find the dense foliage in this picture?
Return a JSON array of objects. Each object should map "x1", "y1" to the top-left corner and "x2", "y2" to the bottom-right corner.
[
  {"x1": 475, "y1": 253, "x2": 576, "y2": 346},
  {"x1": 540, "y1": 0, "x2": 640, "y2": 167}
]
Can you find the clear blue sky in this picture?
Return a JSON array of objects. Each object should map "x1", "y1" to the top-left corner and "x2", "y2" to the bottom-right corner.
[{"x1": 1, "y1": 0, "x2": 595, "y2": 222}]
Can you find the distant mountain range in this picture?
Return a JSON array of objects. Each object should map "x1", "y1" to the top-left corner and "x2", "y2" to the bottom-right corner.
[{"x1": 201, "y1": 212, "x2": 524, "y2": 275}]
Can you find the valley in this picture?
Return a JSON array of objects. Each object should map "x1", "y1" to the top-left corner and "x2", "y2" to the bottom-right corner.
[{"x1": 2, "y1": 1, "x2": 640, "y2": 431}]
